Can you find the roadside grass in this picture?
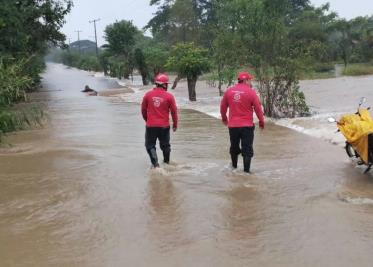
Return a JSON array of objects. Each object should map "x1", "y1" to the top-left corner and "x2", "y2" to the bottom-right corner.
[
  {"x1": 0, "y1": 59, "x2": 46, "y2": 141},
  {"x1": 342, "y1": 63, "x2": 373, "y2": 76},
  {"x1": 201, "y1": 62, "x2": 373, "y2": 82},
  {"x1": 299, "y1": 71, "x2": 335, "y2": 80},
  {"x1": 0, "y1": 105, "x2": 45, "y2": 141}
]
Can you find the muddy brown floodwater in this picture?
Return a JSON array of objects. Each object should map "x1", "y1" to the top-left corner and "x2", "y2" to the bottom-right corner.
[{"x1": 1, "y1": 64, "x2": 373, "y2": 267}]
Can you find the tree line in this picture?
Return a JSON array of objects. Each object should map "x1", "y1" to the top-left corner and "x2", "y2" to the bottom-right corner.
[
  {"x1": 0, "y1": 0, "x2": 72, "y2": 136},
  {"x1": 0, "y1": 0, "x2": 371, "y2": 137},
  {"x1": 55, "y1": 0, "x2": 373, "y2": 118}
]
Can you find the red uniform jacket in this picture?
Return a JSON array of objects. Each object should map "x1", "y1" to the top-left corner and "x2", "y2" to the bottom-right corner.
[
  {"x1": 220, "y1": 83, "x2": 264, "y2": 128},
  {"x1": 141, "y1": 88, "x2": 178, "y2": 128}
]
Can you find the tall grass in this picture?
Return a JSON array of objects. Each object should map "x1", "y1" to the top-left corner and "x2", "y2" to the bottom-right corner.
[
  {"x1": 0, "y1": 58, "x2": 44, "y2": 140},
  {"x1": 342, "y1": 64, "x2": 373, "y2": 76},
  {"x1": 0, "y1": 107, "x2": 44, "y2": 133},
  {"x1": 299, "y1": 71, "x2": 335, "y2": 80},
  {"x1": 0, "y1": 59, "x2": 31, "y2": 105}
]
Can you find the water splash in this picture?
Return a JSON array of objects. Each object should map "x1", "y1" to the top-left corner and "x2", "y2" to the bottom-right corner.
[
  {"x1": 340, "y1": 196, "x2": 373, "y2": 205},
  {"x1": 149, "y1": 167, "x2": 170, "y2": 177}
]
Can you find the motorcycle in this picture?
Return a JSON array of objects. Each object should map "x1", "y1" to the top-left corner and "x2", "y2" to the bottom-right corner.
[{"x1": 328, "y1": 97, "x2": 373, "y2": 173}]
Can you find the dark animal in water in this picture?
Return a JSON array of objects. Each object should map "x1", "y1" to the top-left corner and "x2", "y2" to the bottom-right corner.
[{"x1": 81, "y1": 85, "x2": 98, "y2": 96}]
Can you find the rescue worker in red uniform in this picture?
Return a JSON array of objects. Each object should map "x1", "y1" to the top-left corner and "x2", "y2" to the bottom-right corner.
[
  {"x1": 141, "y1": 73, "x2": 178, "y2": 168},
  {"x1": 220, "y1": 72, "x2": 265, "y2": 173}
]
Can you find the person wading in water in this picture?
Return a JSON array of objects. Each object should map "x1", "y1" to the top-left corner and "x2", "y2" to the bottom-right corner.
[
  {"x1": 141, "y1": 73, "x2": 178, "y2": 168},
  {"x1": 220, "y1": 72, "x2": 265, "y2": 173}
]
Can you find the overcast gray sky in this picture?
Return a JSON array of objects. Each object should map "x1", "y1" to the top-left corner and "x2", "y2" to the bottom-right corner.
[
  {"x1": 61, "y1": 0, "x2": 373, "y2": 46},
  {"x1": 62, "y1": 0, "x2": 157, "y2": 46}
]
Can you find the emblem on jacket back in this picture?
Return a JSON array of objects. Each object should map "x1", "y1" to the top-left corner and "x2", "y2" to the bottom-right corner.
[{"x1": 152, "y1": 97, "x2": 163, "y2": 107}]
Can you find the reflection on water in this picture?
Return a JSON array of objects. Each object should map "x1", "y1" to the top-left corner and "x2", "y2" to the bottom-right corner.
[
  {"x1": 1, "y1": 64, "x2": 373, "y2": 266},
  {"x1": 222, "y1": 184, "x2": 261, "y2": 240},
  {"x1": 147, "y1": 176, "x2": 187, "y2": 252}
]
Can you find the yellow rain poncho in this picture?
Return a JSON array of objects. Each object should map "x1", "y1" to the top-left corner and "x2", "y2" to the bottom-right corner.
[{"x1": 337, "y1": 109, "x2": 373, "y2": 164}]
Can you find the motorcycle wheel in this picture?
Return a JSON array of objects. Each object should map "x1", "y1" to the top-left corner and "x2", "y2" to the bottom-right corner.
[{"x1": 345, "y1": 142, "x2": 357, "y2": 158}]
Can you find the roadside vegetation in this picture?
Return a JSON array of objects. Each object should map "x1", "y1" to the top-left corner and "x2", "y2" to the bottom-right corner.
[
  {"x1": 48, "y1": 0, "x2": 373, "y2": 118},
  {"x1": 0, "y1": 0, "x2": 72, "y2": 139},
  {"x1": 342, "y1": 63, "x2": 373, "y2": 76}
]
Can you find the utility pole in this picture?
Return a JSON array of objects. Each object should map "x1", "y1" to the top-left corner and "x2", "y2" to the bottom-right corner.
[
  {"x1": 67, "y1": 38, "x2": 71, "y2": 53},
  {"x1": 66, "y1": 38, "x2": 70, "y2": 50},
  {"x1": 75, "y1": 30, "x2": 82, "y2": 54},
  {"x1": 89, "y1": 18, "x2": 100, "y2": 57}
]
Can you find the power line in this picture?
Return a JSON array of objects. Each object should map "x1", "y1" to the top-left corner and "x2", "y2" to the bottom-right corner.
[{"x1": 75, "y1": 30, "x2": 82, "y2": 54}]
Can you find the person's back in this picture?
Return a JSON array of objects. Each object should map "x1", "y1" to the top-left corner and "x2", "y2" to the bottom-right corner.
[
  {"x1": 222, "y1": 83, "x2": 263, "y2": 128},
  {"x1": 142, "y1": 88, "x2": 177, "y2": 128},
  {"x1": 141, "y1": 73, "x2": 178, "y2": 168},
  {"x1": 220, "y1": 72, "x2": 264, "y2": 173}
]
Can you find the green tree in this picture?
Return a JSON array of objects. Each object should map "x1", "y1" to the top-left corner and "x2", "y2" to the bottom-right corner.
[
  {"x1": 0, "y1": 0, "x2": 72, "y2": 56},
  {"x1": 145, "y1": 0, "x2": 373, "y2": 117},
  {"x1": 104, "y1": 20, "x2": 138, "y2": 79},
  {"x1": 143, "y1": 45, "x2": 169, "y2": 80},
  {"x1": 0, "y1": 0, "x2": 71, "y2": 136},
  {"x1": 104, "y1": 20, "x2": 138, "y2": 57},
  {"x1": 134, "y1": 48, "x2": 149, "y2": 85},
  {"x1": 251, "y1": 0, "x2": 310, "y2": 117},
  {"x1": 0, "y1": 0, "x2": 72, "y2": 85},
  {"x1": 166, "y1": 42, "x2": 210, "y2": 101},
  {"x1": 331, "y1": 19, "x2": 354, "y2": 67},
  {"x1": 323, "y1": 16, "x2": 373, "y2": 66},
  {"x1": 287, "y1": 4, "x2": 338, "y2": 74},
  {"x1": 212, "y1": 32, "x2": 243, "y2": 96},
  {"x1": 347, "y1": 16, "x2": 373, "y2": 63},
  {"x1": 211, "y1": 0, "x2": 310, "y2": 118},
  {"x1": 146, "y1": 0, "x2": 202, "y2": 45},
  {"x1": 132, "y1": 33, "x2": 169, "y2": 84}
]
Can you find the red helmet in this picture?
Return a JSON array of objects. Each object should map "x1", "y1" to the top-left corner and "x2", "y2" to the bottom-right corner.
[
  {"x1": 155, "y1": 73, "x2": 169, "y2": 85},
  {"x1": 237, "y1": 72, "x2": 253, "y2": 81}
]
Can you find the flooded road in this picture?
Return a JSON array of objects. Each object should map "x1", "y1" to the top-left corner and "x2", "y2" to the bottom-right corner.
[{"x1": 1, "y1": 64, "x2": 373, "y2": 266}]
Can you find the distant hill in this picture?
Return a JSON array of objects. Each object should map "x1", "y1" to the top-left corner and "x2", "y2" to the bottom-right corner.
[{"x1": 69, "y1": 40, "x2": 99, "y2": 55}]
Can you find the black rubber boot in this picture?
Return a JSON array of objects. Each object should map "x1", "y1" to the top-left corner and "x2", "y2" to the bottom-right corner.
[
  {"x1": 148, "y1": 148, "x2": 159, "y2": 168},
  {"x1": 243, "y1": 157, "x2": 252, "y2": 173},
  {"x1": 163, "y1": 150, "x2": 170, "y2": 164},
  {"x1": 231, "y1": 154, "x2": 238, "y2": 168}
]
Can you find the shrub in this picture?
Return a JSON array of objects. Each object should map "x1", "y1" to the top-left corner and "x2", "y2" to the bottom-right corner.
[
  {"x1": 77, "y1": 56, "x2": 102, "y2": 72},
  {"x1": 166, "y1": 42, "x2": 210, "y2": 101},
  {"x1": 59, "y1": 52, "x2": 102, "y2": 72},
  {"x1": 313, "y1": 62, "x2": 335, "y2": 72}
]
